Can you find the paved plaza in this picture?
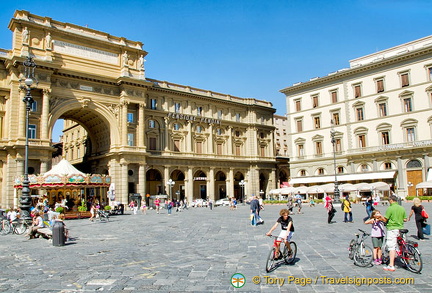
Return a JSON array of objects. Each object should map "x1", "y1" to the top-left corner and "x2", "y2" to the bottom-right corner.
[{"x1": 1, "y1": 202, "x2": 431, "y2": 292}]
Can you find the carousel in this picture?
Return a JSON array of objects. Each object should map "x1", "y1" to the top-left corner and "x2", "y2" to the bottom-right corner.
[{"x1": 14, "y1": 159, "x2": 111, "y2": 213}]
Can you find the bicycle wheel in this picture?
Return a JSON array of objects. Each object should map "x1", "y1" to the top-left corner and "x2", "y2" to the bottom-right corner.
[
  {"x1": 14, "y1": 221, "x2": 28, "y2": 235},
  {"x1": 348, "y1": 239, "x2": 356, "y2": 260},
  {"x1": 403, "y1": 244, "x2": 422, "y2": 273},
  {"x1": 265, "y1": 247, "x2": 276, "y2": 273},
  {"x1": 0, "y1": 219, "x2": 11, "y2": 235},
  {"x1": 283, "y1": 241, "x2": 297, "y2": 264},
  {"x1": 353, "y1": 243, "x2": 373, "y2": 267}
]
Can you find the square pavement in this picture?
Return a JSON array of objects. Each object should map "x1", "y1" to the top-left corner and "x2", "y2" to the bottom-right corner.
[{"x1": 0, "y1": 202, "x2": 431, "y2": 292}]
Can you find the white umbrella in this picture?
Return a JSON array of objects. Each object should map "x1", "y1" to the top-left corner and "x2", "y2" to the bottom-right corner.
[
  {"x1": 416, "y1": 181, "x2": 432, "y2": 189},
  {"x1": 339, "y1": 183, "x2": 356, "y2": 192},
  {"x1": 354, "y1": 182, "x2": 373, "y2": 191},
  {"x1": 370, "y1": 181, "x2": 390, "y2": 191}
]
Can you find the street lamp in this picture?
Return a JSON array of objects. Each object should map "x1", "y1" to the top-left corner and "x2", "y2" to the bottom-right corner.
[
  {"x1": 330, "y1": 120, "x2": 341, "y2": 204},
  {"x1": 239, "y1": 180, "x2": 245, "y2": 203},
  {"x1": 259, "y1": 189, "x2": 264, "y2": 200},
  {"x1": 19, "y1": 56, "x2": 38, "y2": 221},
  {"x1": 167, "y1": 179, "x2": 175, "y2": 201}
]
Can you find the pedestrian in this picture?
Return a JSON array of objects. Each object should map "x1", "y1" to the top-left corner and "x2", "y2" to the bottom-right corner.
[
  {"x1": 167, "y1": 200, "x2": 172, "y2": 215},
  {"x1": 133, "y1": 201, "x2": 138, "y2": 214},
  {"x1": 154, "y1": 197, "x2": 160, "y2": 214},
  {"x1": 250, "y1": 196, "x2": 260, "y2": 226},
  {"x1": 363, "y1": 196, "x2": 374, "y2": 222},
  {"x1": 309, "y1": 197, "x2": 315, "y2": 207},
  {"x1": 141, "y1": 202, "x2": 147, "y2": 214},
  {"x1": 407, "y1": 197, "x2": 427, "y2": 241},
  {"x1": 287, "y1": 196, "x2": 294, "y2": 214},
  {"x1": 295, "y1": 193, "x2": 303, "y2": 214},
  {"x1": 377, "y1": 194, "x2": 407, "y2": 272},
  {"x1": 89, "y1": 203, "x2": 96, "y2": 222},
  {"x1": 325, "y1": 195, "x2": 336, "y2": 224},
  {"x1": 208, "y1": 199, "x2": 213, "y2": 210},
  {"x1": 342, "y1": 196, "x2": 353, "y2": 223},
  {"x1": 364, "y1": 210, "x2": 385, "y2": 265},
  {"x1": 265, "y1": 208, "x2": 294, "y2": 259},
  {"x1": 27, "y1": 210, "x2": 45, "y2": 239}
]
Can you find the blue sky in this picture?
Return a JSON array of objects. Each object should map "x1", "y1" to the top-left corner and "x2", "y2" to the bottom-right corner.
[{"x1": 1, "y1": 0, "x2": 431, "y2": 141}]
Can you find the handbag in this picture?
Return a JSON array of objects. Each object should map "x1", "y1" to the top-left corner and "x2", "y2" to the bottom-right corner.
[
  {"x1": 421, "y1": 208, "x2": 429, "y2": 219},
  {"x1": 423, "y1": 224, "x2": 431, "y2": 236}
]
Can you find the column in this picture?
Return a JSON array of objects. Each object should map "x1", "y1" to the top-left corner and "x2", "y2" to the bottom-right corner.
[
  {"x1": 187, "y1": 121, "x2": 193, "y2": 153},
  {"x1": 187, "y1": 168, "x2": 194, "y2": 202},
  {"x1": 41, "y1": 89, "x2": 50, "y2": 140},
  {"x1": 227, "y1": 126, "x2": 233, "y2": 155},
  {"x1": 208, "y1": 124, "x2": 214, "y2": 154},
  {"x1": 397, "y1": 157, "x2": 404, "y2": 196},
  {"x1": 269, "y1": 130, "x2": 275, "y2": 157},
  {"x1": 424, "y1": 154, "x2": 430, "y2": 180},
  {"x1": 227, "y1": 168, "x2": 234, "y2": 199},
  {"x1": 164, "y1": 166, "x2": 170, "y2": 195},
  {"x1": 120, "y1": 95, "x2": 128, "y2": 146},
  {"x1": 138, "y1": 103, "x2": 145, "y2": 148},
  {"x1": 138, "y1": 163, "x2": 146, "y2": 197},
  {"x1": 19, "y1": 89, "x2": 26, "y2": 138},
  {"x1": 120, "y1": 159, "x2": 128, "y2": 204},
  {"x1": 164, "y1": 117, "x2": 170, "y2": 151},
  {"x1": 208, "y1": 168, "x2": 215, "y2": 200}
]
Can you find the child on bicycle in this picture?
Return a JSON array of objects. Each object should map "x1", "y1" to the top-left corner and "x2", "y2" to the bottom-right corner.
[
  {"x1": 364, "y1": 210, "x2": 385, "y2": 265},
  {"x1": 266, "y1": 209, "x2": 294, "y2": 259}
]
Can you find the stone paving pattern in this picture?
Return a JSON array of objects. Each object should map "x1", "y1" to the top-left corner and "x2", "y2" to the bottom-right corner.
[{"x1": 0, "y1": 202, "x2": 431, "y2": 292}]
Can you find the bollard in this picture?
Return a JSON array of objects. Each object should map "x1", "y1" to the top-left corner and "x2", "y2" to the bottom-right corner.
[{"x1": 52, "y1": 221, "x2": 65, "y2": 246}]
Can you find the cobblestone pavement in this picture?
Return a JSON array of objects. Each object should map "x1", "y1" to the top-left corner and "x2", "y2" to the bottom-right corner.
[{"x1": 0, "y1": 202, "x2": 431, "y2": 292}]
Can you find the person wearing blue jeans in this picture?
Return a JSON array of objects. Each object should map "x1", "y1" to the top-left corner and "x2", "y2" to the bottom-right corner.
[{"x1": 343, "y1": 197, "x2": 353, "y2": 223}]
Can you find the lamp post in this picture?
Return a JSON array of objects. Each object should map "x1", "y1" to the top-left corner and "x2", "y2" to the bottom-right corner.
[
  {"x1": 239, "y1": 180, "x2": 245, "y2": 204},
  {"x1": 19, "y1": 56, "x2": 38, "y2": 221},
  {"x1": 259, "y1": 189, "x2": 264, "y2": 200},
  {"x1": 167, "y1": 179, "x2": 175, "y2": 201},
  {"x1": 330, "y1": 120, "x2": 341, "y2": 204}
]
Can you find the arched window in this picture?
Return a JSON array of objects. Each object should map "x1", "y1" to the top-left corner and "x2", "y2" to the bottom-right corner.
[{"x1": 407, "y1": 159, "x2": 422, "y2": 168}]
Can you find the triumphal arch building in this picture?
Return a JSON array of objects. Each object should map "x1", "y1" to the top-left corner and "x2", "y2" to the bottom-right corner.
[{"x1": 0, "y1": 11, "x2": 277, "y2": 208}]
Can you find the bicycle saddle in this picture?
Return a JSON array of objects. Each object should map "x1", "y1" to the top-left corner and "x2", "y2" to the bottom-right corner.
[{"x1": 399, "y1": 229, "x2": 409, "y2": 234}]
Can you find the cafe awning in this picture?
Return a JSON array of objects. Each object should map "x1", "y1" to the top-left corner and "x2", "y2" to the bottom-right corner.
[{"x1": 289, "y1": 171, "x2": 396, "y2": 185}]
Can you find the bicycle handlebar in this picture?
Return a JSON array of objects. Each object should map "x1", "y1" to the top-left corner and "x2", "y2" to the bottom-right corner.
[{"x1": 358, "y1": 229, "x2": 370, "y2": 236}]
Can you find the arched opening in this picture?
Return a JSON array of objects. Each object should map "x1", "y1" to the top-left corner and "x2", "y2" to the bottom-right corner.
[
  {"x1": 193, "y1": 170, "x2": 207, "y2": 200},
  {"x1": 215, "y1": 171, "x2": 227, "y2": 200}
]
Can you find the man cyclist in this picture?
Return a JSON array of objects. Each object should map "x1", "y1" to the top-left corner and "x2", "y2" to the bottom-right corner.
[
  {"x1": 266, "y1": 209, "x2": 294, "y2": 259},
  {"x1": 377, "y1": 194, "x2": 407, "y2": 272}
]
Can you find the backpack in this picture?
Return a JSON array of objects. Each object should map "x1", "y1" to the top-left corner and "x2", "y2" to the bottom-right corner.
[{"x1": 341, "y1": 200, "x2": 345, "y2": 211}]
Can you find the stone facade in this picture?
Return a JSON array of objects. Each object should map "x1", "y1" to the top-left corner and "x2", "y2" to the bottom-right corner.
[
  {"x1": 280, "y1": 35, "x2": 432, "y2": 198},
  {"x1": 0, "y1": 10, "x2": 277, "y2": 208}
]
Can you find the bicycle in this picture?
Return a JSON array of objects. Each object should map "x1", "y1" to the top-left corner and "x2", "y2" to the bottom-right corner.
[
  {"x1": 97, "y1": 210, "x2": 110, "y2": 222},
  {"x1": 265, "y1": 235, "x2": 297, "y2": 272},
  {"x1": 0, "y1": 218, "x2": 30, "y2": 235},
  {"x1": 381, "y1": 229, "x2": 422, "y2": 273},
  {"x1": 348, "y1": 229, "x2": 373, "y2": 267}
]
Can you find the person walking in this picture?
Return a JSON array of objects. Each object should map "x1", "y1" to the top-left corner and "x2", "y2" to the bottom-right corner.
[
  {"x1": 363, "y1": 196, "x2": 374, "y2": 222},
  {"x1": 295, "y1": 193, "x2": 303, "y2": 214},
  {"x1": 377, "y1": 194, "x2": 407, "y2": 272},
  {"x1": 250, "y1": 196, "x2": 260, "y2": 226},
  {"x1": 154, "y1": 197, "x2": 160, "y2": 214},
  {"x1": 342, "y1": 196, "x2": 353, "y2": 223},
  {"x1": 208, "y1": 199, "x2": 213, "y2": 210},
  {"x1": 407, "y1": 197, "x2": 427, "y2": 240},
  {"x1": 325, "y1": 195, "x2": 336, "y2": 224},
  {"x1": 167, "y1": 200, "x2": 172, "y2": 215}
]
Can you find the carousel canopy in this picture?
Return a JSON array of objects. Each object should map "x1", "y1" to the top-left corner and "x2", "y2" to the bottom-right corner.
[{"x1": 44, "y1": 159, "x2": 85, "y2": 176}]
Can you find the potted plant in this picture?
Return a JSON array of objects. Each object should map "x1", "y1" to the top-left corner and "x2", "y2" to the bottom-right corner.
[{"x1": 55, "y1": 206, "x2": 64, "y2": 214}]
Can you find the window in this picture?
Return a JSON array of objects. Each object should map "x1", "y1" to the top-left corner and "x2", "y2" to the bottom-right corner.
[
  {"x1": 300, "y1": 170, "x2": 306, "y2": 176},
  {"x1": 354, "y1": 84, "x2": 362, "y2": 98},
  {"x1": 317, "y1": 168, "x2": 324, "y2": 175},
  {"x1": 381, "y1": 131, "x2": 390, "y2": 145},
  {"x1": 216, "y1": 128, "x2": 222, "y2": 135},
  {"x1": 429, "y1": 67, "x2": 432, "y2": 81},
  {"x1": 296, "y1": 119, "x2": 303, "y2": 132},
  {"x1": 358, "y1": 134, "x2": 366, "y2": 148},
  {"x1": 403, "y1": 98, "x2": 412, "y2": 112},
  {"x1": 406, "y1": 127, "x2": 415, "y2": 142},
  {"x1": 174, "y1": 139, "x2": 180, "y2": 152},
  {"x1": 197, "y1": 107, "x2": 203, "y2": 116},
  {"x1": 335, "y1": 138, "x2": 342, "y2": 152},
  {"x1": 217, "y1": 143, "x2": 222, "y2": 155},
  {"x1": 175, "y1": 102, "x2": 181, "y2": 113},
  {"x1": 314, "y1": 116, "x2": 321, "y2": 129},
  {"x1": 127, "y1": 113, "x2": 134, "y2": 123},
  {"x1": 356, "y1": 107, "x2": 364, "y2": 121},
  {"x1": 235, "y1": 145, "x2": 241, "y2": 156},
  {"x1": 295, "y1": 100, "x2": 301, "y2": 111},
  {"x1": 149, "y1": 120, "x2": 155, "y2": 128},
  {"x1": 337, "y1": 166, "x2": 344, "y2": 173},
  {"x1": 376, "y1": 79, "x2": 384, "y2": 93},
  {"x1": 297, "y1": 144, "x2": 304, "y2": 157},
  {"x1": 384, "y1": 162, "x2": 392, "y2": 170},
  {"x1": 312, "y1": 95, "x2": 319, "y2": 108},
  {"x1": 235, "y1": 130, "x2": 240, "y2": 137},
  {"x1": 28, "y1": 124, "x2": 36, "y2": 139},
  {"x1": 150, "y1": 99, "x2": 157, "y2": 110},
  {"x1": 315, "y1": 141, "x2": 322, "y2": 155},
  {"x1": 196, "y1": 125, "x2": 202, "y2": 133},
  {"x1": 173, "y1": 123, "x2": 180, "y2": 130},
  {"x1": 379, "y1": 103, "x2": 387, "y2": 117},
  {"x1": 30, "y1": 101, "x2": 37, "y2": 112},
  {"x1": 127, "y1": 133, "x2": 134, "y2": 146},
  {"x1": 236, "y1": 113, "x2": 241, "y2": 122},
  {"x1": 331, "y1": 91, "x2": 338, "y2": 103},
  {"x1": 217, "y1": 110, "x2": 222, "y2": 119},
  {"x1": 332, "y1": 113, "x2": 340, "y2": 125},
  {"x1": 401, "y1": 72, "x2": 409, "y2": 87},
  {"x1": 149, "y1": 137, "x2": 156, "y2": 150},
  {"x1": 361, "y1": 164, "x2": 369, "y2": 172},
  {"x1": 196, "y1": 142, "x2": 202, "y2": 154}
]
